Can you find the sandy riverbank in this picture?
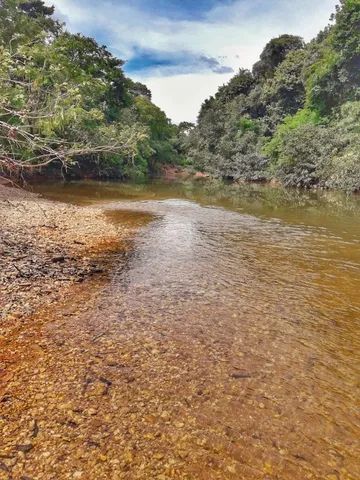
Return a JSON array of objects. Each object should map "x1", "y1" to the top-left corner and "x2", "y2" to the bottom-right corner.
[{"x1": 0, "y1": 185, "x2": 131, "y2": 333}]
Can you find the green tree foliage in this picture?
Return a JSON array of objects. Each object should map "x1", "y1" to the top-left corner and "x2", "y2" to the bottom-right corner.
[
  {"x1": 261, "y1": 49, "x2": 307, "y2": 132},
  {"x1": 127, "y1": 80, "x2": 152, "y2": 100},
  {"x1": 252, "y1": 35, "x2": 305, "y2": 80},
  {"x1": 321, "y1": 101, "x2": 360, "y2": 192},
  {"x1": 187, "y1": 39, "x2": 306, "y2": 181},
  {"x1": 0, "y1": 0, "x2": 61, "y2": 47},
  {"x1": 188, "y1": 0, "x2": 360, "y2": 192},
  {"x1": 305, "y1": 0, "x2": 360, "y2": 115},
  {"x1": 216, "y1": 69, "x2": 254, "y2": 103},
  {"x1": 0, "y1": 0, "x2": 181, "y2": 181},
  {"x1": 135, "y1": 96, "x2": 179, "y2": 170}
]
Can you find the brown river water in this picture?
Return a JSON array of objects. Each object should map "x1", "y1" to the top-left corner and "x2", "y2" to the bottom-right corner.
[{"x1": 8, "y1": 181, "x2": 360, "y2": 479}]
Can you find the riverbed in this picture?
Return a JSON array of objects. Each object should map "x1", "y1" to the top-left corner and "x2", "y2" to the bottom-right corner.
[{"x1": 1, "y1": 180, "x2": 359, "y2": 479}]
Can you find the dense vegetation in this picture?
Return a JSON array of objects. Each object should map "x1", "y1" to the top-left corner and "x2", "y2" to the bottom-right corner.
[
  {"x1": 0, "y1": 0, "x2": 181, "y2": 181},
  {"x1": 186, "y1": 0, "x2": 360, "y2": 192},
  {"x1": 1, "y1": 0, "x2": 359, "y2": 191}
]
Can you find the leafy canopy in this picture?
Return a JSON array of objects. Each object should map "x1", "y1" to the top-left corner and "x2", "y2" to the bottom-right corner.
[
  {"x1": 0, "y1": 0, "x2": 182, "y2": 181},
  {"x1": 187, "y1": 0, "x2": 360, "y2": 192}
]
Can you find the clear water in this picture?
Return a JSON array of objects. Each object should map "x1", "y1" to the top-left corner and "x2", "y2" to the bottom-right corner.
[{"x1": 31, "y1": 180, "x2": 360, "y2": 479}]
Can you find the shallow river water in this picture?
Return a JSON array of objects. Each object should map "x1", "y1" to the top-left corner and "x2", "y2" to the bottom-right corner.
[{"x1": 26, "y1": 181, "x2": 360, "y2": 479}]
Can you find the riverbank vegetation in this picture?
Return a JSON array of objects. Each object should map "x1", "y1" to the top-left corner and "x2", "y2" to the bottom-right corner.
[
  {"x1": 186, "y1": 0, "x2": 360, "y2": 192},
  {"x1": 1, "y1": 0, "x2": 359, "y2": 192},
  {"x1": 0, "y1": 0, "x2": 181, "y2": 182}
]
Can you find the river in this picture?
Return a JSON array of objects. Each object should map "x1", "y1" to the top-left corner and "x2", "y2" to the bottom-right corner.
[{"x1": 30, "y1": 180, "x2": 360, "y2": 479}]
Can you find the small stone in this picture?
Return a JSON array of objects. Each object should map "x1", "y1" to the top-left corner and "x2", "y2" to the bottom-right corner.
[
  {"x1": 231, "y1": 372, "x2": 251, "y2": 379},
  {"x1": 154, "y1": 453, "x2": 165, "y2": 460},
  {"x1": 177, "y1": 450, "x2": 188, "y2": 459},
  {"x1": 123, "y1": 451, "x2": 133, "y2": 464},
  {"x1": 16, "y1": 444, "x2": 33, "y2": 453},
  {"x1": 52, "y1": 255, "x2": 65, "y2": 263},
  {"x1": 227, "y1": 465, "x2": 237, "y2": 474}
]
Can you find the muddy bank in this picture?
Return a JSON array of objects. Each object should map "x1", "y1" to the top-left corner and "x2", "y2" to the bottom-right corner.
[
  {"x1": 0, "y1": 185, "x2": 132, "y2": 332},
  {"x1": 160, "y1": 166, "x2": 210, "y2": 182}
]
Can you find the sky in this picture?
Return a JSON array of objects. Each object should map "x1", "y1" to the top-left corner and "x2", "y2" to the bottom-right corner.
[{"x1": 48, "y1": 0, "x2": 338, "y2": 124}]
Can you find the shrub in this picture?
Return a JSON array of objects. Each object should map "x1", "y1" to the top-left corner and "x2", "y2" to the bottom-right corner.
[
  {"x1": 263, "y1": 108, "x2": 322, "y2": 162},
  {"x1": 321, "y1": 101, "x2": 360, "y2": 192},
  {"x1": 270, "y1": 123, "x2": 336, "y2": 188}
]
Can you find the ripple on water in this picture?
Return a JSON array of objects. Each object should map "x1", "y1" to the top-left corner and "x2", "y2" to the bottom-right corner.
[{"x1": 29, "y1": 181, "x2": 360, "y2": 479}]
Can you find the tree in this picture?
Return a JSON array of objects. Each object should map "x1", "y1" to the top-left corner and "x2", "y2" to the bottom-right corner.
[
  {"x1": 253, "y1": 35, "x2": 305, "y2": 80},
  {"x1": 216, "y1": 69, "x2": 254, "y2": 103},
  {"x1": 305, "y1": 0, "x2": 360, "y2": 115},
  {"x1": 178, "y1": 122, "x2": 195, "y2": 133},
  {"x1": 0, "y1": 0, "x2": 182, "y2": 181},
  {"x1": 185, "y1": 0, "x2": 360, "y2": 191},
  {"x1": 0, "y1": 0, "x2": 61, "y2": 48},
  {"x1": 127, "y1": 80, "x2": 152, "y2": 100},
  {"x1": 0, "y1": 52, "x2": 147, "y2": 180},
  {"x1": 19, "y1": 1, "x2": 54, "y2": 18},
  {"x1": 135, "y1": 96, "x2": 178, "y2": 168}
]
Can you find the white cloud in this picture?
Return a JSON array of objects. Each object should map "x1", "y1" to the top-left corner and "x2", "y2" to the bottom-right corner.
[
  {"x1": 50, "y1": 0, "x2": 338, "y2": 122},
  {"x1": 133, "y1": 72, "x2": 234, "y2": 124}
]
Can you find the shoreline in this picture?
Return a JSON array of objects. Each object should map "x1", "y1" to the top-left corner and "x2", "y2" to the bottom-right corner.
[
  {"x1": 0, "y1": 184, "x2": 134, "y2": 334},
  {"x1": 0, "y1": 183, "x2": 359, "y2": 479}
]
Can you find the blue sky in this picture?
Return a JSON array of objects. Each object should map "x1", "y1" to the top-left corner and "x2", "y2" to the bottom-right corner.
[
  {"x1": 128, "y1": 0, "x2": 231, "y2": 20},
  {"x1": 50, "y1": 0, "x2": 338, "y2": 123}
]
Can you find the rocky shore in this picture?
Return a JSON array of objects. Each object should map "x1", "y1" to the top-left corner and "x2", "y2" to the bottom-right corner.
[{"x1": 0, "y1": 185, "x2": 130, "y2": 335}]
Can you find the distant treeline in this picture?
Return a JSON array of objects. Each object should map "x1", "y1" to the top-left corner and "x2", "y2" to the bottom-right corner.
[
  {"x1": 183, "y1": 0, "x2": 360, "y2": 192},
  {"x1": 0, "y1": 0, "x2": 184, "y2": 181}
]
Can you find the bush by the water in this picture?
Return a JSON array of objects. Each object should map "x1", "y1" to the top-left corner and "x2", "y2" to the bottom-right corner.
[
  {"x1": 187, "y1": 0, "x2": 360, "y2": 192},
  {"x1": 0, "y1": 0, "x2": 182, "y2": 180}
]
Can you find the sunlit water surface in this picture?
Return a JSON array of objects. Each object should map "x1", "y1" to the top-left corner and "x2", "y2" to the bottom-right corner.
[{"x1": 33, "y1": 180, "x2": 360, "y2": 479}]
